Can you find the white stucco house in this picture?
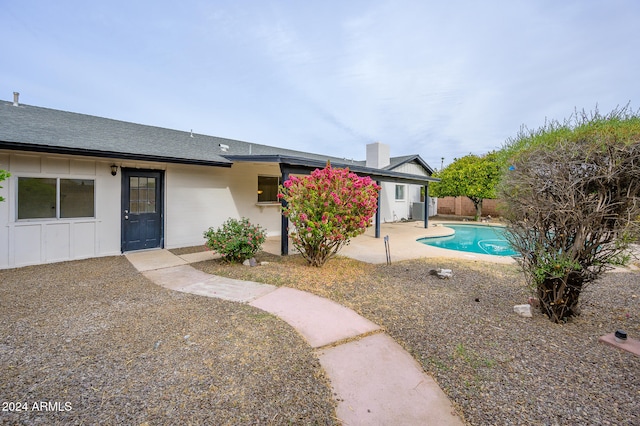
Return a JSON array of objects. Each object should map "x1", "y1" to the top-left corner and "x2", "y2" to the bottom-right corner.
[
  {"x1": 365, "y1": 142, "x2": 438, "y2": 223},
  {"x1": 0, "y1": 95, "x2": 438, "y2": 269}
]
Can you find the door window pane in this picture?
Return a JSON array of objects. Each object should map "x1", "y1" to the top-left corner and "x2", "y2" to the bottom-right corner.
[
  {"x1": 146, "y1": 178, "x2": 156, "y2": 213},
  {"x1": 138, "y1": 177, "x2": 148, "y2": 211},
  {"x1": 60, "y1": 179, "x2": 95, "y2": 218},
  {"x1": 18, "y1": 177, "x2": 56, "y2": 219},
  {"x1": 129, "y1": 176, "x2": 156, "y2": 213},
  {"x1": 129, "y1": 177, "x2": 138, "y2": 213}
]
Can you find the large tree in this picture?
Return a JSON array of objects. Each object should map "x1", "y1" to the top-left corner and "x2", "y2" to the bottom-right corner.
[
  {"x1": 500, "y1": 107, "x2": 640, "y2": 323},
  {"x1": 430, "y1": 151, "x2": 502, "y2": 220}
]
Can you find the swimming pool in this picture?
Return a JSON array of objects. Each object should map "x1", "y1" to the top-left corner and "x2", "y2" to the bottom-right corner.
[{"x1": 417, "y1": 224, "x2": 518, "y2": 256}]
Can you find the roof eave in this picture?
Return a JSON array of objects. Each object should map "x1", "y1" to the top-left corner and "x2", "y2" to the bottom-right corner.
[
  {"x1": 224, "y1": 154, "x2": 439, "y2": 184},
  {"x1": 0, "y1": 141, "x2": 233, "y2": 168},
  {"x1": 387, "y1": 155, "x2": 435, "y2": 174}
]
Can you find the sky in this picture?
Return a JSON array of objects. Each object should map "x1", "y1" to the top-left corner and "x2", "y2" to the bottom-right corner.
[{"x1": 1, "y1": 0, "x2": 639, "y2": 170}]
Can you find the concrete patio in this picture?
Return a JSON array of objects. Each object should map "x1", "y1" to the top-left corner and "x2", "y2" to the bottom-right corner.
[{"x1": 261, "y1": 219, "x2": 518, "y2": 265}]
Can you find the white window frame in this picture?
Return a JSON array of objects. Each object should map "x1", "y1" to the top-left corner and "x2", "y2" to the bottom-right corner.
[
  {"x1": 16, "y1": 176, "x2": 96, "y2": 221},
  {"x1": 257, "y1": 175, "x2": 281, "y2": 204}
]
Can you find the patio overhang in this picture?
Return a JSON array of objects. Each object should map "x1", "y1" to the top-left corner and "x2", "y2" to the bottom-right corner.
[
  {"x1": 224, "y1": 154, "x2": 439, "y2": 185},
  {"x1": 225, "y1": 154, "x2": 441, "y2": 255}
]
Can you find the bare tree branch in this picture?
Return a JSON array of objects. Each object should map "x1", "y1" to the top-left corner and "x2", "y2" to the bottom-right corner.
[{"x1": 500, "y1": 109, "x2": 640, "y2": 322}]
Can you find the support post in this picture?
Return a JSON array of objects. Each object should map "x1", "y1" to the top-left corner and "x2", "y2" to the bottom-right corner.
[
  {"x1": 375, "y1": 181, "x2": 381, "y2": 238},
  {"x1": 424, "y1": 184, "x2": 429, "y2": 229},
  {"x1": 280, "y1": 167, "x2": 290, "y2": 255}
]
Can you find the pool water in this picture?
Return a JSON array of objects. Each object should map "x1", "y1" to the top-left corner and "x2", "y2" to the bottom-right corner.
[{"x1": 418, "y1": 224, "x2": 518, "y2": 256}]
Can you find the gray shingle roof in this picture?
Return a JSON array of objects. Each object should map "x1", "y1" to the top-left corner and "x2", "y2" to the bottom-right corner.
[
  {"x1": 0, "y1": 100, "x2": 438, "y2": 184},
  {"x1": 387, "y1": 154, "x2": 435, "y2": 174},
  {"x1": 0, "y1": 100, "x2": 233, "y2": 166}
]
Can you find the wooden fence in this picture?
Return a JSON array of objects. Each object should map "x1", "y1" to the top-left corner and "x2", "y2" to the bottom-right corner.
[{"x1": 436, "y1": 196, "x2": 502, "y2": 217}]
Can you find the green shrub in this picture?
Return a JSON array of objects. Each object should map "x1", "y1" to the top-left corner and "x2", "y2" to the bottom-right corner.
[
  {"x1": 203, "y1": 217, "x2": 266, "y2": 263},
  {"x1": 0, "y1": 169, "x2": 9, "y2": 202}
]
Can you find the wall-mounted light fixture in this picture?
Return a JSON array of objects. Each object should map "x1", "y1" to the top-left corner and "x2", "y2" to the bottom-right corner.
[{"x1": 110, "y1": 164, "x2": 118, "y2": 176}]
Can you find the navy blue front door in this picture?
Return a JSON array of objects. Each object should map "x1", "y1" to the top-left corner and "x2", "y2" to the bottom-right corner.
[{"x1": 121, "y1": 169, "x2": 164, "y2": 252}]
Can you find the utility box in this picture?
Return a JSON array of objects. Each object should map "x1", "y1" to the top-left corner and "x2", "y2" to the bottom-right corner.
[{"x1": 412, "y1": 202, "x2": 424, "y2": 220}]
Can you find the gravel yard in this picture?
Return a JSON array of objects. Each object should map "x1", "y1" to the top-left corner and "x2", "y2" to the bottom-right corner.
[
  {"x1": 193, "y1": 252, "x2": 640, "y2": 426},
  {"x1": 2, "y1": 248, "x2": 639, "y2": 425},
  {"x1": 0, "y1": 256, "x2": 337, "y2": 425}
]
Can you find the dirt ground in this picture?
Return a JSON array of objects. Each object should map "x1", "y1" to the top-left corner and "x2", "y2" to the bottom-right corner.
[
  {"x1": 193, "y1": 252, "x2": 640, "y2": 425},
  {"x1": 0, "y1": 256, "x2": 337, "y2": 425}
]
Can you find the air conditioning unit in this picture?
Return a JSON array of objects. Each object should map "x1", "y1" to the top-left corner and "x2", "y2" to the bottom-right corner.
[{"x1": 412, "y1": 202, "x2": 424, "y2": 220}]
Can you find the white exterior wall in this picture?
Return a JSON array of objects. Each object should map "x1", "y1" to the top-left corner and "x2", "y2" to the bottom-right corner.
[
  {"x1": 378, "y1": 182, "x2": 401, "y2": 222},
  {"x1": 380, "y1": 161, "x2": 437, "y2": 222},
  {"x1": 164, "y1": 163, "x2": 236, "y2": 249},
  {"x1": 164, "y1": 162, "x2": 282, "y2": 250},
  {"x1": 0, "y1": 151, "x2": 283, "y2": 269},
  {"x1": 228, "y1": 163, "x2": 283, "y2": 237},
  {"x1": 0, "y1": 151, "x2": 121, "y2": 269}
]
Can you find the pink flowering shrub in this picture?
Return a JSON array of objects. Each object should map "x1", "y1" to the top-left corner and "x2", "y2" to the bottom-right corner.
[{"x1": 278, "y1": 163, "x2": 381, "y2": 267}]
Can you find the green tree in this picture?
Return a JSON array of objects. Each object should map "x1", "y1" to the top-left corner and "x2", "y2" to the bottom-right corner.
[
  {"x1": 278, "y1": 163, "x2": 380, "y2": 267},
  {"x1": 430, "y1": 152, "x2": 502, "y2": 220},
  {"x1": 499, "y1": 107, "x2": 640, "y2": 323},
  {"x1": 0, "y1": 170, "x2": 10, "y2": 202}
]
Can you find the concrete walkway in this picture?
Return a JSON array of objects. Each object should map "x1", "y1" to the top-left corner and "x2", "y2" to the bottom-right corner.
[{"x1": 126, "y1": 248, "x2": 464, "y2": 425}]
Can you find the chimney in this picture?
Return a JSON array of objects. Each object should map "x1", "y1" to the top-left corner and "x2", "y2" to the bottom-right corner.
[
  {"x1": 13, "y1": 92, "x2": 19, "y2": 106},
  {"x1": 366, "y1": 142, "x2": 390, "y2": 169}
]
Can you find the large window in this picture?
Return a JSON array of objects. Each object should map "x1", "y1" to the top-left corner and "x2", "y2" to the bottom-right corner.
[
  {"x1": 257, "y1": 176, "x2": 280, "y2": 202},
  {"x1": 18, "y1": 177, "x2": 95, "y2": 220}
]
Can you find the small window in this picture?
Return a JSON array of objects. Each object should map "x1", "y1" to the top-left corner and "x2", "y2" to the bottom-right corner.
[
  {"x1": 258, "y1": 176, "x2": 280, "y2": 202},
  {"x1": 395, "y1": 184, "x2": 405, "y2": 200},
  {"x1": 61, "y1": 179, "x2": 95, "y2": 218},
  {"x1": 18, "y1": 177, "x2": 56, "y2": 219},
  {"x1": 18, "y1": 177, "x2": 95, "y2": 220}
]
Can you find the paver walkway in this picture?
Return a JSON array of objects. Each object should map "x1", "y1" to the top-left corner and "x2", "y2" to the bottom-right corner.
[{"x1": 126, "y1": 249, "x2": 463, "y2": 425}]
